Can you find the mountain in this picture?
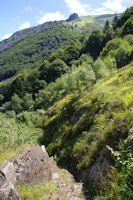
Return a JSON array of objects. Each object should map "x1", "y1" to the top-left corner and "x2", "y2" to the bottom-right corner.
[
  {"x1": 0, "y1": 21, "x2": 58, "y2": 52},
  {"x1": 0, "y1": 13, "x2": 115, "y2": 53},
  {"x1": 0, "y1": 13, "x2": 115, "y2": 54},
  {"x1": 0, "y1": 14, "x2": 116, "y2": 81},
  {"x1": 66, "y1": 13, "x2": 79, "y2": 22},
  {"x1": 0, "y1": 6, "x2": 133, "y2": 200}
]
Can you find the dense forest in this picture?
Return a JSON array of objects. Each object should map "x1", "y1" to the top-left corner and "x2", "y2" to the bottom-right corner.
[{"x1": 0, "y1": 6, "x2": 133, "y2": 200}]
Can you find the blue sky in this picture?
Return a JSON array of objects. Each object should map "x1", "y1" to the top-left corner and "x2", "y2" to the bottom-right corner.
[{"x1": 0, "y1": 0, "x2": 132, "y2": 41}]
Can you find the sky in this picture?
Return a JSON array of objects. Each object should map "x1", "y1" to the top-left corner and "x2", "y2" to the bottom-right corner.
[{"x1": 0, "y1": 0, "x2": 132, "y2": 41}]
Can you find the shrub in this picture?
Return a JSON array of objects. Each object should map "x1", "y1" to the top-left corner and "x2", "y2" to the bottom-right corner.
[{"x1": 93, "y1": 58, "x2": 109, "y2": 79}]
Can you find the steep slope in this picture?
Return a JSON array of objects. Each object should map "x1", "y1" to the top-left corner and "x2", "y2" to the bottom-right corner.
[
  {"x1": 0, "y1": 7, "x2": 132, "y2": 199},
  {"x1": 0, "y1": 14, "x2": 115, "y2": 52},
  {"x1": 38, "y1": 62, "x2": 133, "y2": 197},
  {"x1": 0, "y1": 21, "x2": 59, "y2": 52},
  {"x1": 0, "y1": 14, "x2": 115, "y2": 81},
  {"x1": 0, "y1": 61, "x2": 132, "y2": 199}
]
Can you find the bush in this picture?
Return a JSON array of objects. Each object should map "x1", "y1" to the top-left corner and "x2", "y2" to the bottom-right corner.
[
  {"x1": 103, "y1": 55, "x2": 117, "y2": 71},
  {"x1": 35, "y1": 63, "x2": 96, "y2": 109},
  {"x1": 93, "y1": 58, "x2": 109, "y2": 79},
  {"x1": 101, "y1": 38, "x2": 123, "y2": 58},
  {"x1": 111, "y1": 41, "x2": 132, "y2": 68},
  {"x1": 101, "y1": 37, "x2": 133, "y2": 68}
]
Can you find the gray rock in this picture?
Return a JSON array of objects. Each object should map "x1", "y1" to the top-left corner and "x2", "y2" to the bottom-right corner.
[
  {"x1": 66, "y1": 13, "x2": 79, "y2": 22},
  {"x1": 0, "y1": 144, "x2": 85, "y2": 200},
  {"x1": 0, "y1": 171, "x2": 20, "y2": 200},
  {"x1": 0, "y1": 160, "x2": 16, "y2": 185},
  {"x1": 88, "y1": 150, "x2": 111, "y2": 187},
  {"x1": 13, "y1": 144, "x2": 58, "y2": 186}
]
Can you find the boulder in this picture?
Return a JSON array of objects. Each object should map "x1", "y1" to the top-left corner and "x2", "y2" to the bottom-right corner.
[
  {"x1": 0, "y1": 144, "x2": 85, "y2": 200},
  {"x1": 0, "y1": 171, "x2": 20, "y2": 200},
  {"x1": 13, "y1": 144, "x2": 58, "y2": 186},
  {"x1": 0, "y1": 160, "x2": 16, "y2": 185}
]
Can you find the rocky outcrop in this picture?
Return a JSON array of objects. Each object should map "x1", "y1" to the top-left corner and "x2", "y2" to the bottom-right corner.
[
  {"x1": 87, "y1": 150, "x2": 111, "y2": 188},
  {"x1": 0, "y1": 171, "x2": 20, "y2": 200},
  {"x1": 13, "y1": 144, "x2": 58, "y2": 186},
  {"x1": 0, "y1": 144, "x2": 84, "y2": 200},
  {"x1": 66, "y1": 13, "x2": 79, "y2": 22},
  {"x1": 48, "y1": 170, "x2": 84, "y2": 200}
]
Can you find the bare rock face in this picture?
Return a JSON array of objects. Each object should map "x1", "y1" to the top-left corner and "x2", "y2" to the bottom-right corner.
[
  {"x1": 13, "y1": 144, "x2": 58, "y2": 186},
  {"x1": 48, "y1": 169, "x2": 84, "y2": 200},
  {"x1": 88, "y1": 150, "x2": 111, "y2": 187},
  {"x1": 0, "y1": 171, "x2": 20, "y2": 200},
  {"x1": 0, "y1": 160, "x2": 16, "y2": 185},
  {"x1": 0, "y1": 144, "x2": 85, "y2": 200},
  {"x1": 66, "y1": 13, "x2": 79, "y2": 22},
  {"x1": 0, "y1": 144, "x2": 59, "y2": 200}
]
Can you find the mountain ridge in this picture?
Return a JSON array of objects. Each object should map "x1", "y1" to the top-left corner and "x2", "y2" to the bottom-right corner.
[
  {"x1": 0, "y1": 13, "x2": 116, "y2": 81},
  {"x1": 0, "y1": 13, "x2": 116, "y2": 52},
  {"x1": 0, "y1": 6, "x2": 132, "y2": 199}
]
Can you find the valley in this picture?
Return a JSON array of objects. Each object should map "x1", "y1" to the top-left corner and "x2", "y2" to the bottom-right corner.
[{"x1": 0, "y1": 6, "x2": 133, "y2": 200}]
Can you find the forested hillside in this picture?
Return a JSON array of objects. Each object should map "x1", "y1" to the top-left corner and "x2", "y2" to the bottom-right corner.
[
  {"x1": 0, "y1": 14, "x2": 115, "y2": 81},
  {"x1": 0, "y1": 6, "x2": 133, "y2": 200}
]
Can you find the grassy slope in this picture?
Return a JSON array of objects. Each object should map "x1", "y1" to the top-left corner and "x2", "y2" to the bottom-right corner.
[
  {"x1": 64, "y1": 14, "x2": 115, "y2": 34},
  {"x1": 0, "y1": 63, "x2": 132, "y2": 199},
  {"x1": 38, "y1": 62, "x2": 133, "y2": 179}
]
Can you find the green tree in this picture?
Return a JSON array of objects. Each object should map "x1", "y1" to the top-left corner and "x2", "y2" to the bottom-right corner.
[
  {"x1": 83, "y1": 29, "x2": 105, "y2": 59},
  {"x1": 112, "y1": 14, "x2": 118, "y2": 30},
  {"x1": 101, "y1": 37, "x2": 123, "y2": 58},
  {"x1": 115, "y1": 6, "x2": 133, "y2": 28},
  {"x1": 63, "y1": 42, "x2": 81, "y2": 65},
  {"x1": 11, "y1": 94, "x2": 23, "y2": 113},
  {"x1": 22, "y1": 93, "x2": 34, "y2": 111},
  {"x1": 103, "y1": 55, "x2": 117, "y2": 71},
  {"x1": 121, "y1": 16, "x2": 133, "y2": 36},
  {"x1": 104, "y1": 27, "x2": 115, "y2": 43},
  {"x1": 103, "y1": 20, "x2": 110, "y2": 33},
  {"x1": 93, "y1": 58, "x2": 109, "y2": 79},
  {"x1": 113, "y1": 42, "x2": 132, "y2": 68},
  {"x1": 45, "y1": 59, "x2": 69, "y2": 83}
]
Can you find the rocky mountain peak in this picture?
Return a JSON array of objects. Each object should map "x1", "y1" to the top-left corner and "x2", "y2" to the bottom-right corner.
[{"x1": 66, "y1": 13, "x2": 79, "y2": 22}]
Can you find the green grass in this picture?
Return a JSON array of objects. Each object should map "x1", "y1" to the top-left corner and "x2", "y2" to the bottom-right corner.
[
  {"x1": 0, "y1": 61, "x2": 132, "y2": 199},
  {"x1": 0, "y1": 111, "x2": 43, "y2": 163},
  {"x1": 17, "y1": 181, "x2": 58, "y2": 200},
  {"x1": 17, "y1": 169, "x2": 79, "y2": 200},
  {"x1": 38, "y1": 63, "x2": 133, "y2": 179},
  {"x1": 64, "y1": 15, "x2": 115, "y2": 31}
]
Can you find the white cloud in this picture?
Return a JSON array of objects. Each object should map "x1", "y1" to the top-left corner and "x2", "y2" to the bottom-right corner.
[
  {"x1": 88, "y1": 8, "x2": 110, "y2": 15},
  {"x1": 2, "y1": 33, "x2": 12, "y2": 40},
  {"x1": 25, "y1": 6, "x2": 32, "y2": 11},
  {"x1": 37, "y1": 11, "x2": 66, "y2": 24},
  {"x1": 64, "y1": 0, "x2": 132, "y2": 16},
  {"x1": 102, "y1": 0, "x2": 126, "y2": 13},
  {"x1": 64, "y1": 0, "x2": 90, "y2": 16},
  {"x1": 19, "y1": 21, "x2": 30, "y2": 30},
  {"x1": 86, "y1": 0, "x2": 131, "y2": 15}
]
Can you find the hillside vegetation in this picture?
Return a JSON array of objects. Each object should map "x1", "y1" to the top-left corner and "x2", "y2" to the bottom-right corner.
[
  {"x1": 0, "y1": 6, "x2": 133, "y2": 200},
  {"x1": 0, "y1": 14, "x2": 115, "y2": 81}
]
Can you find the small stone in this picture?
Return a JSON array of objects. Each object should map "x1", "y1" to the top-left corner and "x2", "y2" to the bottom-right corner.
[{"x1": 52, "y1": 173, "x2": 59, "y2": 180}]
